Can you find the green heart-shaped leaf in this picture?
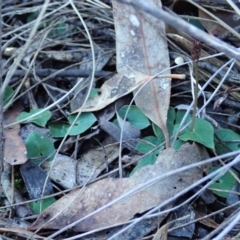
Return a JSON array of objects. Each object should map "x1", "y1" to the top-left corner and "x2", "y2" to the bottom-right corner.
[
  {"x1": 179, "y1": 118, "x2": 214, "y2": 149},
  {"x1": 18, "y1": 109, "x2": 51, "y2": 127}
]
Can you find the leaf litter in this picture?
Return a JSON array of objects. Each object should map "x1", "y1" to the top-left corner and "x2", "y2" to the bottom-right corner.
[
  {"x1": 113, "y1": 0, "x2": 172, "y2": 147},
  {"x1": 29, "y1": 143, "x2": 208, "y2": 232},
  {"x1": 2, "y1": 0, "x2": 240, "y2": 239}
]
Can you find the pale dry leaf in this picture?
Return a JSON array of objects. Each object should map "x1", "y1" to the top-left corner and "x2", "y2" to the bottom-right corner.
[
  {"x1": 29, "y1": 143, "x2": 209, "y2": 232},
  {"x1": 113, "y1": 0, "x2": 171, "y2": 146},
  {"x1": 42, "y1": 154, "x2": 77, "y2": 189},
  {"x1": 153, "y1": 224, "x2": 169, "y2": 240},
  {"x1": 4, "y1": 129, "x2": 27, "y2": 165},
  {"x1": 195, "y1": 210, "x2": 219, "y2": 229},
  {"x1": 4, "y1": 103, "x2": 27, "y2": 165},
  {"x1": 72, "y1": 71, "x2": 152, "y2": 113},
  {"x1": 42, "y1": 138, "x2": 119, "y2": 189},
  {"x1": 213, "y1": 94, "x2": 228, "y2": 109},
  {"x1": 70, "y1": 51, "x2": 114, "y2": 112}
]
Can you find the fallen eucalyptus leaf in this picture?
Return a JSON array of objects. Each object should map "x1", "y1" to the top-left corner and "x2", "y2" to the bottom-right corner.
[
  {"x1": 29, "y1": 143, "x2": 208, "y2": 232},
  {"x1": 73, "y1": 71, "x2": 152, "y2": 113}
]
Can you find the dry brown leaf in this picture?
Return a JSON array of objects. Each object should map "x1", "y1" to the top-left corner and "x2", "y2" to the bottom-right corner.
[
  {"x1": 153, "y1": 223, "x2": 169, "y2": 240},
  {"x1": 4, "y1": 129, "x2": 27, "y2": 165},
  {"x1": 29, "y1": 143, "x2": 208, "y2": 232},
  {"x1": 4, "y1": 103, "x2": 27, "y2": 165},
  {"x1": 73, "y1": 71, "x2": 151, "y2": 113},
  {"x1": 113, "y1": 0, "x2": 171, "y2": 147},
  {"x1": 195, "y1": 210, "x2": 219, "y2": 228}
]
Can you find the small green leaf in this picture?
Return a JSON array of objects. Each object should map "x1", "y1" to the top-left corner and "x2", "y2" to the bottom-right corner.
[
  {"x1": 118, "y1": 105, "x2": 150, "y2": 130},
  {"x1": 184, "y1": 18, "x2": 205, "y2": 31},
  {"x1": 49, "y1": 22, "x2": 68, "y2": 38},
  {"x1": 132, "y1": 136, "x2": 163, "y2": 175},
  {"x1": 179, "y1": 118, "x2": 214, "y2": 149},
  {"x1": 136, "y1": 136, "x2": 161, "y2": 153},
  {"x1": 215, "y1": 129, "x2": 240, "y2": 154},
  {"x1": 131, "y1": 153, "x2": 158, "y2": 176},
  {"x1": 49, "y1": 113, "x2": 96, "y2": 137},
  {"x1": 3, "y1": 86, "x2": 14, "y2": 107},
  {"x1": 172, "y1": 139, "x2": 186, "y2": 151},
  {"x1": 26, "y1": 133, "x2": 55, "y2": 161},
  {"x1": 152, "y1": 124, "x2": 165, "y2": 143},
  {"x1": 175, "y1": 110, "x2": 192, "y2": 126},
  {"x1": 68, "y1": 113, "x2": 97, "y2": 136},
  {"x1": 27, "y1": 11, "x2": 39, "y2": 23},
  {"x1": 152, "y1": 121, "x2": 174, "y2": 143},
  {"x1": 30, "y1": 197, "x2": 56, "y2": 214},
  {"x1": 152, "y1": 107, "x2": 176, "y2": 145},
  {"x1": 17, "y1": 109, "x2": 51, "y2": 127},
  {"x1": 208, "y1": 166, "x2": 238, "y2": 198},
  {"x1": 49, "y1": 123, "x2": 69, "y2": 138},
  {"x1": 168, "y1": 106, "x2": 176, "y2": 124}
]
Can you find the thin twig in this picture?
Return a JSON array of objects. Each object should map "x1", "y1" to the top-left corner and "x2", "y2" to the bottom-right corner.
[
  {"x1": 0, "y1": 0, "x2": 4, "y2": 176},
  {"x1": 3, "y1": 68, "x2": 112, "y2": 80}
]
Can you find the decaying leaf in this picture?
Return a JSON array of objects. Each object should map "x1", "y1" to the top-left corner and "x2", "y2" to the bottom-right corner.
[
  {"x1": 152, "y1": 215, "x2": 190, "y2": 240},
  {"x1": 20, "y1": 161, "x2": 54, "y2": 199},
  {"x1": 29, "y1": 143, "x2": 209, "y2": 232},
  {"x1": 113, "y1": 0, "x2": 171, "y2": 147},
  {"x1": 195, "y1": 210, "x2": 219, "y2": 228},
  {"x1": 42, "y1": 137, "x2": 119, "y2": 189},
  {"x1": 4, "y1": 129, "x2": 27, "y2": 165},
  {"x1": 70, "y1": 50, "x2": 113, "y2": 112},
  {"x1": 4, "y1": 103, "x2": 27, "y2": 165},
  {"x1": 73, "y1": 71, "x2": 152, "y2": 113},
  {"x1": 99, "y1": 109, "x2": 141, "y2": 151},
  {"x1": 168, "y1": 205, "x2": 195, "y2": 238}
]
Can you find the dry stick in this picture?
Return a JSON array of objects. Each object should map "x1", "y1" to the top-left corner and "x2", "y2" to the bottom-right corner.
[
  {"x1": 191, "y1": 41, "x2": 201, "y2": 131},
  {"x1": 2, "y1": 68, "x2": 111, "y2": 79},
  {"x1": 0, "y1": 0, "x2": 4, "y2": 176},
  {"x1": 191, "y1": 60, "x2": 199, "y2": 131},
  {"x1": 114, "y1": 0, "x2": 240, "y2": 61}
]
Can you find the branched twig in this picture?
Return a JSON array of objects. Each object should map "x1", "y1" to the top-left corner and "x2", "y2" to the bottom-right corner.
[
  {"x1": 3, "y1": 68, "x2": 112, "y2": 80},
  {"x1": 114, "y1": 0, "x2": 240, "y2": 61}
]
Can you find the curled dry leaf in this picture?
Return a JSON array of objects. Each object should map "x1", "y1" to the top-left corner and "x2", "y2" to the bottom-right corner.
[
  {"x1": 73, "y1": 71, "x2": 152, "y2": 113},
  {"x1": 213, "y1": 93, "x2": 228, "y2": 109},
  {"x1": 29, "y1": 143, "x2": 209, "y2": 232}
]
